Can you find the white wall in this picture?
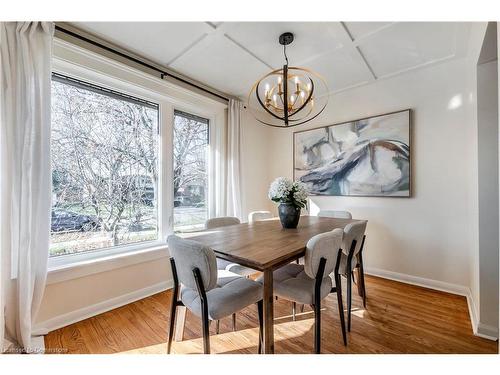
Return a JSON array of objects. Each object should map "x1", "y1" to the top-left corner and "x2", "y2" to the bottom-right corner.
[
  {"x1": 477, "y1": 60, "x2": 499, "y2": 336},
  {"x1": 267, "y1": 58, "x2": 476, "y2": 290},
  {"x1": 240, "y1": 107, "x2": 273, "y2": 220},
  {"x1": 498, "y1": 23, "x2": 500, "y2": 352},
  {"x1": 475, "y1": 23, "x2": 499, "y2": 338},
  {"x1": 35, "y1": 257, "x2": 171, "y2": 331}
]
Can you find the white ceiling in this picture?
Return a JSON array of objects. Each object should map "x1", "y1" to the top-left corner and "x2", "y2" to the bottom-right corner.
[{"x1": 73, "y1": 22, "x2": 472, "y2": 99}]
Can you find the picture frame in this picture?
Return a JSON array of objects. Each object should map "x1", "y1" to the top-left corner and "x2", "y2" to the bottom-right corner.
[{"x1": 293, "y1": 109, "x2": 412, "y2": 197}]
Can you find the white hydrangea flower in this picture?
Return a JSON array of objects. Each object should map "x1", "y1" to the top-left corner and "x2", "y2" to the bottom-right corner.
[
  {"x1": 268, "y1": 177, "x2": 309, "y2": 207},
  {"x1": 268, "y1": 177, "x2": 293, "y2": 201}
]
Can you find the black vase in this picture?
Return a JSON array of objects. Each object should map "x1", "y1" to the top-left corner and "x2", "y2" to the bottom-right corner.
[{"x1": 278, "y1": 203, "x2": 301, "y2": 229}]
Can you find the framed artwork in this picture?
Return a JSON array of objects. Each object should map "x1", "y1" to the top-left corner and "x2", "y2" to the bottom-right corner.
[{"x1": 293, "y1": 109, "x2": 411, "y2": 197}]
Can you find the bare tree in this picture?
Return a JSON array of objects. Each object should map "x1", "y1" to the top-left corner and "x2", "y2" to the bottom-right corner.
[
  {"x1": 173, "y1": 114, "x2": 208, "y2": 200},
  {"x1": 51, "y1": 81, "x2": 158, "y2": 246},
  {"x1": 51, "y1": 80, "x2": 209, "y2": 253}
]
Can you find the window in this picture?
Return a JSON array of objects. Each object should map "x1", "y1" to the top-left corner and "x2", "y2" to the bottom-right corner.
[
  {"x1": 50, "y1": 74, "x2": 159, "y2": 257},
  {"x1": 173, "y1": 110, "x2": 209, "y2": 232}
]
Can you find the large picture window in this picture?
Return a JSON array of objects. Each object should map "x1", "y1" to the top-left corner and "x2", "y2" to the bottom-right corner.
[
  {"x1": 50, "y1": 74, "x2": 159, "y2": 257},
  {"x1": 173, "y1": 110, "x2": 209, "y2": 232}
]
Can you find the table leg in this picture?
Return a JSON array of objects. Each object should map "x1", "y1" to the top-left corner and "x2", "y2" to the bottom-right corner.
[{"x1": 262, "y1": 269, "x2": 274, "y2": 354}]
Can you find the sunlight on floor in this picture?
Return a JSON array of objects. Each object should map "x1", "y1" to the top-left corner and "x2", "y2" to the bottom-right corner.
[
  {"x1": 274, "y1": 307, "x2": 325, "y2": 322},
  {"x1": 121, "y1": 319, "x2": 316, "y2": 354},
  {"x1": 351, "y1": 307, "x2": 366, "y2": 318}
]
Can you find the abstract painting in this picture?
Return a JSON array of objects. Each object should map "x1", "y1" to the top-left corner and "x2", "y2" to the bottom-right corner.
[{"x1": 293, "y1": 109, "x2": 411, "y2": 197}]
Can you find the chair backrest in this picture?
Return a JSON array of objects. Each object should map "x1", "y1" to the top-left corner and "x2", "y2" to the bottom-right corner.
[
  {"x1": 167, "y1": 235, "x2": 218, "y2": 291},
  {"x1": 303, "y1": 228, "x2": 344, "y2": 279},
  {"x1": 318, "y1": 210, "x2": 353, "y2": 219},
  {"x1": 248, "y1": 210, "x2": 273, "y2": 223},
  {"x1": 205, "y1": 216, "x2": 240, "y2": 230},
  {"x1": 342, "y1": 221, "x2": 367, "y2": 259}
]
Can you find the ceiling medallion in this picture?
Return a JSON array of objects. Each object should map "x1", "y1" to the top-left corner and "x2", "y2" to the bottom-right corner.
[{"x1": 247, "y1": 32, "x2": 329, "y2": 128}]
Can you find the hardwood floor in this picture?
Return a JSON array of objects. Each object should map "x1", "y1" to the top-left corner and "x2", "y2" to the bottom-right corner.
[{"x1": 44, "y1": 275, "x2": 498, "y2": 354}]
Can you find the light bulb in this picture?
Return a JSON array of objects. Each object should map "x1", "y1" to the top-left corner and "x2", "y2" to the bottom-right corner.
[
  {"x1": 294, "y1": 76, "x2": 300, "y2": 85},
  {"x1": 307, "y1": 82, "x2": 312, "y2": 91},
  {"x1": 278, "y1": 75, "x2": 282, "y2": 84},
  {"x1": 264, "y1": 83, "x2": 270, "y2": 97}
]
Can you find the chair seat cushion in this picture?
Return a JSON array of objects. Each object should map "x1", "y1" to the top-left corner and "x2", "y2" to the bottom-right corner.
[
  {"x1": 217, "y1": 258, "x2": 257, "y2": 277},
  {"x1": 256, "y1": 263, "x2": 333, "y2": 305},
  {"x1": 181, "y1": 269, "x2": 262, "y2": 320}
]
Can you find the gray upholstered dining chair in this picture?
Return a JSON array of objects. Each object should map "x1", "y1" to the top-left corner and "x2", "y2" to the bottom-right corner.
[
  {"x1": 257, "y1": 229, "x2": 347, "y2": 353},
  {"x1": 248, "y1": 210, "x2": 273, "y2": 223},
  {"x1": 167, "y1": 235, "x2": 263, "y2": 354},
  {"x1": 205, "y1": 216, "x2": 241, "y2": 229},
  {"x1": 338, "y1": 221, "x2": 367, "y2": 332},
  {"x1": 292, "y1": 210, "x2": 352, "y2": 269},
  {"x1": 317, "y1": 210, "x2": 353, "y2": 219},
  {"x1": 205, "y1": 216, "x2": 256, "y2": 278},
  {"x1": 205, "y1": 216, "x2": 256, "y2": 332}
]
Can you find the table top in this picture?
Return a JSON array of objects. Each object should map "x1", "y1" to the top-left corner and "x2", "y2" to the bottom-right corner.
[{"x1": 182, "y1": 215, "x2": 359, "y2": 271}]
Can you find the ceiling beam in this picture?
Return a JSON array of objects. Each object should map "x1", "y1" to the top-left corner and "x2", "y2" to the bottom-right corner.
[
  {"x1": 223, "y1": 33, "x2": 275, "y2": 70},
  {"x1": 340, "y1": 21, "x2": 378, "y2": 80}
]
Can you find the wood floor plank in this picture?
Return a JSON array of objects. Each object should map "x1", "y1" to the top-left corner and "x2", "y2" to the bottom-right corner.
[{"x1": 44, "y1": 275, "x2": 498, "y2": 354}]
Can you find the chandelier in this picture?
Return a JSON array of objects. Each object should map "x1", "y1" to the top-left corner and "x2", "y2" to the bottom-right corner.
[{"x1": 247, "y1": 32, "x2": 328, "y2": 128}]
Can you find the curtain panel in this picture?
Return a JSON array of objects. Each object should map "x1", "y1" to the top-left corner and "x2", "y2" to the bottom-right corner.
[
  {"x1": 225, "y1": 99, "x2": 243, "y2": 220},
  {"x1": 0, "y1": 21, "x2": 54, "y2": 353}
]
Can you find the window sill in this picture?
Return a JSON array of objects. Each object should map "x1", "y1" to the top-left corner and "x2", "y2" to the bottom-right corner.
[{"x1": 46, "y1": 244, "x2": 169, "y2": 285}]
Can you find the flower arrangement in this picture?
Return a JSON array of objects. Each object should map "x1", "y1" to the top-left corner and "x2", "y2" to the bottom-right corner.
[{"x1": 268, "y1": 177, "x2": 308, "y2": 208}]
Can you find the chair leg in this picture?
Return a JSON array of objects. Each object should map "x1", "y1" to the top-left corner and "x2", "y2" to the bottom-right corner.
[
  {"x1": 347, "y1": 272, "x2": 352, "y2": 332},
  {"x1": 300, "y1": 304, "x2": 305, "y2": 313},
  {"x1": 335, "y1": 274, "x2": 347, "y2": 346},
  {"x1": 292, "y1": 302, "x2": 296, "y2": 321},
  {"x1": 167, "y1": 300, "x2": 177, "y2": 354},
  {"x1": 201, "y1": 304, "x2": 210, "y2": 354},
  {"x1": 313, "y1": 302, "x2": 321, "y2": 354},
  {"x1": 358, "y1": 254, "x2": 367, "y2": 308},
  {"x1": 232, "y1": 313, "x2": 236, "y2": 331},
  {"x1": 215, "y1": 320, "x2": 220, "y2": 334},
  {"x1": 257, "y1": 300, "x2": 263, "y2": 354}
]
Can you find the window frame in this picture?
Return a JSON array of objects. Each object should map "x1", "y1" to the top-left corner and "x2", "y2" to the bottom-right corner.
[{"x1": 48, "y1": 38, "x2": 226, "y2": 273}]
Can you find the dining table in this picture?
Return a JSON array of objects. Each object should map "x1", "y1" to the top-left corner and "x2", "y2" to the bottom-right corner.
[{"x1": 182, "y1": 215, "x2": 360, "y2": 354}]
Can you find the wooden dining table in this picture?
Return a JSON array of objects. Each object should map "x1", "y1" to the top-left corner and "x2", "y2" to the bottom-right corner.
[{"x1": 184, "y1": 215, "x2": 359, "y2": 354}]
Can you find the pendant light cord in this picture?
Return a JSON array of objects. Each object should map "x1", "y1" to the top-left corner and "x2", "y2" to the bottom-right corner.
[{"x1": 283, "y1": 44, "x2": 289, "y2": 66}]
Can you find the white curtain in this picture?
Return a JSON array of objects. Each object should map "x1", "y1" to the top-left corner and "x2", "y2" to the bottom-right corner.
[
  {"x1": 225, "y1": 99, "x2": 243, "y2": 219},
  {"x1": 0, "y1": 22, "x2": 54, "y2": 353}
]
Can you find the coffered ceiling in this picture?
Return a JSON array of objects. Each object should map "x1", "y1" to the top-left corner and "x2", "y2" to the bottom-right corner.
[{"x1": 73, "y1": 22, "x2": 473, "y2": 99}]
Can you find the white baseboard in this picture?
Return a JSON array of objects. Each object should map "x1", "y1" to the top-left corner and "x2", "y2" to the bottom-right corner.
[
  {"x1": 365, "y1": 267, "x2": 498, "y2": 341},
  {"x1": 476, "y1": 322, "x2": 499, "y2": 341},
  {"x1": 466, "y1": 292, "x2": 499, "y2": 340},
  {"x1": 365, "y1": 267, "x2": 470, "y2": 296},
  {"x1": 34, "y1": 279, "x2": 173, "y2": 334},
  {"x1": 465, "y1": 290, "x2": 480, "y2": 336}
]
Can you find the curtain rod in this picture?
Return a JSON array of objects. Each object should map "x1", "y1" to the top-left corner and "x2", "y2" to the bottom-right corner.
[{"x1": 54, "y1": 25, "x2": 230, "y2": 103}]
